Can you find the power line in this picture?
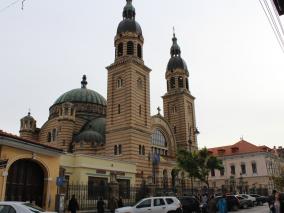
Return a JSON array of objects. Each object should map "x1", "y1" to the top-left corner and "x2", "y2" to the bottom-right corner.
[
  {"x1": 259, "y1": 0, "x2": 284, "y2": 52},
  {"x1": 0, "y1": 0, "x2": 21, "y2": 13}
]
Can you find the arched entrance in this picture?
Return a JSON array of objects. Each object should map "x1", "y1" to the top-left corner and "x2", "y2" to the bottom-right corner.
[{"x1": 5, "y1": 159, "x2": 45, "y2": 207}]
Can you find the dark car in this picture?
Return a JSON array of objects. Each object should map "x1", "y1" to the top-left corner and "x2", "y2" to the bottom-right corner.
[
  {"x1": 249, "y1": 194, "x2": 268, "y2": 205},
  {"x1": 236, "y1": 195, "x2": 253, "y2": 209},
  {"x1": 215, "y1": 195, "x2": 240, "y2": 211},
  {"x1": 178, "y1": 196, "x2": 200, "y2": 213}
]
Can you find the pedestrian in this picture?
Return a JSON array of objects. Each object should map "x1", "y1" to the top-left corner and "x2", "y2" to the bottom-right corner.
[
  {"x1": 216, "y1": 194, "x2": 227, "y2": 213},
  {"x1": 270, "y1": 192, "x2": 284, "y2": 213},
  {"x1": 208, "y1": 195, "x2": 217, "y2": 213},
  {"x1": 118, "y1": 197, "x2": 123, "y2": 208},
  {"x1": 97, "y1": 197, "x2": 105, "y2": 213},
  {"x1": 68, "y1": 194, "x2": 79, "y2": 213},
  {"x1": 108, "y1": 196, "x2": 118, "y2": 213},
  {"x1": 269, "y1": 190, "x2": 278, "y2": 212}
]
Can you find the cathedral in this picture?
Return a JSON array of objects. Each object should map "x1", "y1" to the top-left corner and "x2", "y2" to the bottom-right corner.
[{"x1": 19, "y1": 0, "x2": 198, "y2": 185}]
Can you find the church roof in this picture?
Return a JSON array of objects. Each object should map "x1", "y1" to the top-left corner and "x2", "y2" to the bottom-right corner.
[{"x1": 53, "y1": 75, "x2": 107, "y2": 106}]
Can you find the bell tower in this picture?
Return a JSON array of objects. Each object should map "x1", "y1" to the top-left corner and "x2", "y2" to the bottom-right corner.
[
  {"x1": 105, "y1": 0, "x2": 152, "y2": 181},
  {"x1": 162, "y1": 32, "x2": 199, "y2": 151}
]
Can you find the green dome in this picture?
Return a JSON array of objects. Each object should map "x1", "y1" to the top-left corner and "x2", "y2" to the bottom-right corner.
[
  {"x1": 54, "y1": 88, "x2": 106, "y2": 106},
  {"x1": 53, "y1": 75, "x2": 107, "y2": 106}
]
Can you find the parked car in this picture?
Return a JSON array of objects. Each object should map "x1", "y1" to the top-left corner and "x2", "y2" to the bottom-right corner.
[
  {"x1": 238, "y1": 194, "x2": 256, "y2": 206},
  {"x1": 249, "y1": 194, "x2": 268, "y2": 205},
  {"x1": 236, "y1": 195, "x2": 252, "y2": 209},
  {"x1": 177, "y1": 196, "x2": 200, "y2": 213},
  {"x1": 215, "y1": 195, "x2": 240, "y2": 211},
  {"x1": 115, "y1": 197, "x2": 182, "y2": 213},
  {"x1": 0, "y1": 202, "x2": 56, "y2": 213}
]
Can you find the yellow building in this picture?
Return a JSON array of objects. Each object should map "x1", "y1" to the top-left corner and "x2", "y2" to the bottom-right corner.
[{"x1": 0, "y1": 130, "x2": 62, "y2": 211}]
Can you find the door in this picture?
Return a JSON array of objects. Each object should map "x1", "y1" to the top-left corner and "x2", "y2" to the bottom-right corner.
[
  {"x1": 5, "y1": 159, "x2": 44, "y2": 207},
  {"x1": 152, "y1": 198, "x2": 167, "y2": 213},
  {"x1": 134, "y1": 198, "x2": 152, "y2": 213}
]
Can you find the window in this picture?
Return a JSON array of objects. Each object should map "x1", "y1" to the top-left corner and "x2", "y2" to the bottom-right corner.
[
  {"x1": 166, "y1": 198, "x2": 174, "y2": 204},
  {"x1": 220, "y1": 167, "x2": 225, "y2": 176},
  {"x1": 88, "y1": 177, "x2": 108, "y2": 199},
  {"x1": 136, "y1": 199, "x2": 151, "y2": 208},
  {"x1": 142, "y1": 145, "x2": 145, "y2": 155},
  {"x1": 174, "y1": 126, "x2": 177, "y2": 134},
  {"x1": 117, "y1": 78, "x2": 123, "y2": 88},
  {"x1": 52, "y1": 128, "x2": 57, "y2": 141},
  {"x1": 0, "y1": 205, "x2": 16, "y2": 213},
  {"x1": 154, "y1": 198, "x2": 165, "y2": 206},
  {"x1": 170, "y1": 77, "x2": 175, "y2": 89},
  {"x1": 114, "y1": 145, "x2": 118, "y2": 155},
  {"x1": 47, "y1": 132, "x2": 52, "y2": 142},
  {"x1": 252, "y1": 162, "x2": 257, "y2": 174},
  {"x1": 230, "y1": 165, "x2": 235, "y2": 175},
  {"x1": 178, "y1": 76, "x2": 184, "y2": 88},
  {"x1": 118, "y1": 43, "x2": 123, "y2": 57},
  {"x1": 137, "y1": 78, "x2": 143, "y2": 88},
  {"x1": 118, "y1": 144, "x2": 122, "y2": 155},
  {"x1": 118, "y1": 104, "x2": 121, "y2": 114},
  {"x1": 211, "y1": 169, "x2": 215, "y2": 177},
  {"x1": 241, "y1": 164, "x2": 246, "y2": 174},
  {"x1": 137, "y1": 44, "x2": 142, "y2": 58},
  {"x1": 186, "y1": 78, "x2": 189, "y2": 90},
  {"x1": 171, "y1": 106, "x2": 177, "y2": 114},
  {"x1": 151, "y1": 130, "x2": 167, "y2": 147},
  {"x1": 127, "y1": 41, "x2": 134, "y2": 55}
]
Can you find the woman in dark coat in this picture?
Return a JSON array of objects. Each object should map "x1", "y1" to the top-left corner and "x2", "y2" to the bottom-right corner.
[
  {"x1": 68, "y1": 194, "x2": 79, "y2": 213},
  {"x1": 97, "y1": 197, "x2": 105, "y2": 213}
]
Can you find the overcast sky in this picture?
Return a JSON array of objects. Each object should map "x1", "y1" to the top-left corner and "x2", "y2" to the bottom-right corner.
[{"x1": 0, "y1": 0, "x2": 284, "y2": 149}]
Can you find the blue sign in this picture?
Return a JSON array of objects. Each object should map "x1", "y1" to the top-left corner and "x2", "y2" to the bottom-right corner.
[{"x1": 56, "y1": 176, "x2": 65, "y2": 187}]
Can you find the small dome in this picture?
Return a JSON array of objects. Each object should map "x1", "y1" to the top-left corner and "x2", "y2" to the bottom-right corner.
[
  {"x1": 117, "y1": 19, "x2": 142, "y2": 35},
  {"x1": 167, "y1": 57, "x2": 189, "y2": 75},
  {"x1": 75, "y1": 130, "x2": 104, "y2": 145},
  {"x1": 21, "y1": 112, "x2": 35, "y2": 121},
  {"x1": 75, "y1": 117, "x2": 106, "y2": 145},
  {"x1": 53, "y1": 75, "x2": 107, "y2": 106}
]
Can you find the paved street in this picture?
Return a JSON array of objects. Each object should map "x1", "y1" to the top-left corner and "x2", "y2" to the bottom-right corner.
[{"x1": 229, "y1": 204, "x2": 269, "y2": 213}]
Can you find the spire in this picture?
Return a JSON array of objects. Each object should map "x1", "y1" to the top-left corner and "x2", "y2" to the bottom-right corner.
[
  {"x1": 123, "y1": 0, "x2": 136, "y2": 20},
  {"x1": 81, "y1": 75, "x2": 88, "y2": 88},
  {"x1": 170, "y1": 28, "x2": 181, "y2": 57}
]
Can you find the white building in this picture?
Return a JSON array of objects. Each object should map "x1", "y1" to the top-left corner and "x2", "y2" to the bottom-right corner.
[{"x1": 208, "y1": 140, "x2": 284, "y2": 195}]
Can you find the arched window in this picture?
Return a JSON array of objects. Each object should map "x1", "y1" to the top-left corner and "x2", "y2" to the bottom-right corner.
[
  {"x1": 117, "y1": 78, "x2": 123, "y2": 88},
  {"x1": 137, "y1": 44, "x2": 142, "y2": 58},
  {"x1": 137, "y1": 78, "x2": 143, "y2": 88},
  {"x1": 142, "y1": 145, "x2": 145, "y2": 155},
  {"x1": 127, "y1": 41, "x2": 134, "y2": 55},
  {"x1": 118, "y1": 144, "x2": 122, "y2": 154},
  {"x1": 178, "y1": 76, "x2": 184, "y2": 88},
  {"x1": 170, "y1": 77, "x2": 175, "y2": 89},
  {"x1": 118, "y1": 104, "x2": 121, "y2": 114},
  {"x1": 47, "y1": 132, "x2": 52, "y2": 142},
  {"x1": 118, "y1": 43, "x2": 123, "y2": 57},
  {"x1": 114, "y1": 145, "x2": 117, "y2": 155},
  {"x1": 186, "y1": 78, "x2": 189, "y2": 90},
  {"x1": 52, "y1": 129, "x2": 57, "y2": 141},
  {"x1": 151, "y1": 130, "x2": 167, "y2": 147}
]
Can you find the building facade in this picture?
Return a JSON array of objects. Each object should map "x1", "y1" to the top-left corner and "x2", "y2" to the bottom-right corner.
[{"x1": 208, "y1": 140, "x2": 284, "y2": 195}]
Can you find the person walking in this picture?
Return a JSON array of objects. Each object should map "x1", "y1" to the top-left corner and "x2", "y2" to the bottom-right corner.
[
  {"x1": 97, "y1": 197, "x2": 105, "y2": 213},
  {"x1": 108, "y1": 196, "x2": 118, "y2": 213},
  {"x1": 269, "y1": 190, "x2": 278, "y2": 213},
  {"x1": 118, "y1": 197, "x2": 124, "y2": 208},
  {"x1": 216, "y1": 195, "x2": 227, "y2": 213},
  {"x1": 68, "y1": 194, "x2": 79, "y2": 213},
  {"x1": 208, "y1": 195, "x2": 217, "y2": 213},
  {"x1": 270, "y1": 192, "x2": 284, "y2": 213}
]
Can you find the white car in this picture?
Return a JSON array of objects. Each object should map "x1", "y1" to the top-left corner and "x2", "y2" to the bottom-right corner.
[
  {"x1": 238, "y1": 194, "x2": 256, "y2": 205},
  {"x1": 0, "y1": 202, "x2": 56, "y2": 213},
  {"x1": 115, "y1": 197, "x2": 182, "y2": 213}
]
